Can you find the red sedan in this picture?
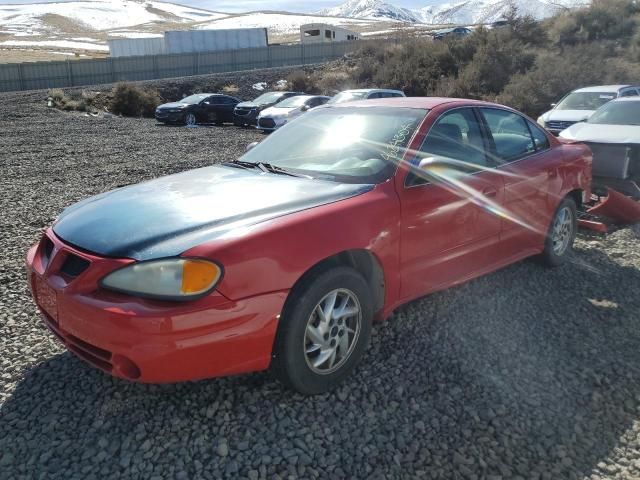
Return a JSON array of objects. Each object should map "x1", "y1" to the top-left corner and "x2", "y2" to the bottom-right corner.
[{"x1": 26, "y1": 98, "x2": 592, "y2": 394}]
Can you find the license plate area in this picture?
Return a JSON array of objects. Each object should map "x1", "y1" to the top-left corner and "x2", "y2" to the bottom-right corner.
[{"x1": 34, "y1": 274, "x2": 58, "y2": 321}]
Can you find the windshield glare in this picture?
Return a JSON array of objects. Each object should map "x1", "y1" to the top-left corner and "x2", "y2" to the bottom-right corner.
[
  {"x1": 240, "y1": 107, "x2": 427, "y2": 183},
  {"x1": 588, "y1": 101, "x2": 640, "y2": 125},
  {"x1": 253, "y1": 92, "x2": 288, "y2": 104},
  {"x1": 328, "y1": 91, "x2": 369, "y2": 104},
  {"x1": 180, "y1": 94, "x2": 209, "y2": 104},
  {"x1": 277, "y1": 96, "x2": 310, "y2": 108},
  {"x1": 556, "y1": 92, "x2": 617, "y2": 111}
]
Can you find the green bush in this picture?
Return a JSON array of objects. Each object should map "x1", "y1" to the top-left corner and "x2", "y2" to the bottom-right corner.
[
  {"x1": 110, "y1": 82, "x2": 162, "y2": 117},
  {"x1": 286, "y1": 71, "x2": 318, "y2": 93}
]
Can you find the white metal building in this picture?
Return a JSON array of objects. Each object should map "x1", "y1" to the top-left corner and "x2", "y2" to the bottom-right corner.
[
  {"x1": 108, "y1": 28, "x2": 269, "y2": 58},
  {"x1": 300, "y1": 24, "x2": 359, "y2": 44}
]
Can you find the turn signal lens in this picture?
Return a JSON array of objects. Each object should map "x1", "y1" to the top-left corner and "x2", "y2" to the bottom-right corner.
[
  {"x1": 181, "y1": 259, "x2": 222, "y2": 295},
  {"x1": 101, "y1": 258, "x2": 223, "y2": 300}
]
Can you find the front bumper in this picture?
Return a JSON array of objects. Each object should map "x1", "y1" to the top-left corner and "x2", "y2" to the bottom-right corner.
[
  {"x1": 256, "y1": 116, "x2": 285, "y2": 132},
  {"x1": 233, "y1": 108, "x2": 259, "y2": 126},
  {"x1": 155, "y1": 110, "x2": 185, "y2": 123},
  {"x1": 26, "y1": 229, "x2": 287, "y2": 383}
]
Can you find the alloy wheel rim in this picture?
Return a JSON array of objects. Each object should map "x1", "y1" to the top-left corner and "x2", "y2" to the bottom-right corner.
[
  {"x1": 186, "y1": 114, "x2": 196, "y2": 126},
  {"x1": 552, "y1": 206, "x2": 573, "y2": 255},
  {"x1": 304, "y1": 289, "x2": 361, "y2": 375}
]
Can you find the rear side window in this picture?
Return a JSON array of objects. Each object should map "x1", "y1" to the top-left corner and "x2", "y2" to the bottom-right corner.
[
  {"x1": 620, "y1": 89, "x2": 639, "y2": 97},
  {"x1": 528, "y1": 120, "x2": 550, "y2": 151},
  {"x1": 480, "y1": 108, "x2": 535, "y2": 163}
]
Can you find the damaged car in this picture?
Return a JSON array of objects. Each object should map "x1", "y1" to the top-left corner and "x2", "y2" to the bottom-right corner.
[
  {"x1": 560, "y1": 97, "x2": 640, "y2": 199},
  {"x1": 26, "y1": 98, "x2": 591, "y2": 395}
]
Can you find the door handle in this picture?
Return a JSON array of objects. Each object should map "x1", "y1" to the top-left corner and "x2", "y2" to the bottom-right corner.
[{"x1": 482, "y1": 187, "x2": 498, "y2": 198}]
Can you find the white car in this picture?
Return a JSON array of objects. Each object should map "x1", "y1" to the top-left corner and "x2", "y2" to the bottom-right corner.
[
  {"x1": 327, "y1": 89, "x2": 405, "y2": 104},
  {"x1": 256, "y1": 95, "x2": 330, "y2": 132},
  {"x1": 560, "y1": 97, "x2": 640, "y2": 198},
  {"x1": 537, "y1": 85, "x2": 640, "y2": 135}
]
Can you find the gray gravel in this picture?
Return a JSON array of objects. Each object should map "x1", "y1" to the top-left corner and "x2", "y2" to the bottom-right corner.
[{"x1": 1, "y1": 70, "x2": 640, "y2": 480}]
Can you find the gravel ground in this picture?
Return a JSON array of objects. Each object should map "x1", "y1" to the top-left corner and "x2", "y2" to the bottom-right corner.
[{"x1": 1, "y1": 71, "x2": 640, "y2": 480}]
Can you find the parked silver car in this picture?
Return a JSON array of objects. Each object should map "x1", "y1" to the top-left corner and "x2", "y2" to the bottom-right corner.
[
  {"x1": 560, "y1": 96, "x2": 640, "y2": 198},
  {"x1": 256, "y1": 95, "x2": 330, "y2": 132},
  {"x1": 537, "y1": 85, "x2": 640, "y2": 135}
]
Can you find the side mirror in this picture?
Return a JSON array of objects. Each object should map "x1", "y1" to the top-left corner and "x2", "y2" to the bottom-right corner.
[
  {"x1": 550, "y1": 103, "x2": 557, "y2": 108},
  {"x1": 300, "y1": 105, "x2": 310, "y2": 112},
  {"x1": 246, "y1": 141, "x2": 259, "y2": 152}
]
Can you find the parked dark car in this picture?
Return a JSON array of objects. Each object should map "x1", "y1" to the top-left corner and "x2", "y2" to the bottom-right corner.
[
  {"x1": 234, "y1": 91, "x2": 303, "y2": 127},
  {"x1": 155, "y1": 94, "x2": 240, "y2": 126},
  {"x1": 432, "y1": 27, "x2": 472, "y2": 41}
]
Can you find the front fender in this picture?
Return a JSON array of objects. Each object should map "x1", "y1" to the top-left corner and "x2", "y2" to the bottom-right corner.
[{"x1": 183, "y1": 182, "x2": 401, "y2": 305}]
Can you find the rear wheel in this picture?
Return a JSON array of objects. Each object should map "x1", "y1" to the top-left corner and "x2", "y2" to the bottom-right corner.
[
  {"x1": 272, "y1": 267, "x2": 373, "y2": 395},
  {"x1": 540, "y1": 197, "x2": 577, "y2": 267},
  {"x1": 184, "y1": 113, "x2": 197, "y2": 126}
]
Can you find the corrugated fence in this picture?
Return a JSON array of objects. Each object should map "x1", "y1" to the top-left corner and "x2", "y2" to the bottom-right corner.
[{"x1": 0, "y1": 40, "x2": 384, "y2": 93}]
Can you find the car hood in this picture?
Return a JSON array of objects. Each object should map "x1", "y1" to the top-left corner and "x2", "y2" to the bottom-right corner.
[
  {"x1": 236, "y1": 101, "x2": 272, "y2": 109},
  {"x1": 560, "y1": 122, "x2": 640, "y2": 144},
  {"x1": 260, "y1": 106, "x2": 296, "y2": 118},
  {"x1": 157, "y1": 102, "x2": 189, "y2": 109},
  {"x1": 540, "y1": 109, "x2": 595, "y2": 122},
  {"x1": 53, "y1": 166, "x2": 373, "y2": 261}
]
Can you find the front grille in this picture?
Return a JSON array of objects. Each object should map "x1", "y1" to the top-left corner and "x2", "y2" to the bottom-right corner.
[
  {"x1": 235, "y1": 108, "x2": 254, "y2": 116},
  {"x1": 60, "y1": 253, "x2": 90, "y2": 278},
  {"x1": 546, "y1": 120, "x2": 576, "y2": 131},
  {"x1": 258, "y1": 118, "x2": 276, "y2": 129},
  {"x1": 41, "y1": 237, "x2": 54, "y2": 267}
]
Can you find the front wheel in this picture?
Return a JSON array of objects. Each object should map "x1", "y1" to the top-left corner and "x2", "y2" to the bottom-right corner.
[
  {"x1": 540, "y1": 196, "x2": 577, "y2": 267},
  {"x1": 272, "y1": 267, "x2": 373, "y2": 395},
  {"x1": 184, "y1": 113, "x2": 197, "y2": 126}
]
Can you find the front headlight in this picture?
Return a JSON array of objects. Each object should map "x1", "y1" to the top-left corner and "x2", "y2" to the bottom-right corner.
[
  {"x1": 537, "y1": 116, "x2": 546, "y2": 128},
  {"x1": 101, "y1": 258, "x2": 222, "y2": 301}
]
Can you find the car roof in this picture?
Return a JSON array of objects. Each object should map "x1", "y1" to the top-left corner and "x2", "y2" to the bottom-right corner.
[
  {"x1": 573, "y1": 85, "x2": 637, "y2": 93},
  {"x1": 611, "y1": 96, "x2": 640, "y2": 102},
  {"x1": 327, "y1": 97, "x2": 504, "y2": 110},
  {"x1": 339, "y1": 88, "x2": 404, "y2": 94}
]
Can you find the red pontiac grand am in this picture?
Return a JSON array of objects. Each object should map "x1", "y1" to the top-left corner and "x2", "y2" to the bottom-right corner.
[{"x1": 26, "y1": 98, "x2": 592, "y2": 394}]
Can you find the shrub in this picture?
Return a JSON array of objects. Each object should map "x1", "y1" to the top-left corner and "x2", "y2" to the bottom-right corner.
[
  {"x1": 110, "y1": 82, "x2": 162, "y2": 117},
  {"x1": 316, "y1": 71, "x2": 353, "y2": 94},
  {"x1": 222, "y1": 84, "x2": 239, "y2": 94},
  {"x1": 286, "y1": 71, "x2": 318, "y2": 93},
  {"x1": 48, "y1": 88, "x2": 65, "y2": 102}
]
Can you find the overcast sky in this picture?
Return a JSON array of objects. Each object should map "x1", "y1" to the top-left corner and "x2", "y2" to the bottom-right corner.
[{"x1": 0, "y1": 1, "x2": 438, "y2": 14}]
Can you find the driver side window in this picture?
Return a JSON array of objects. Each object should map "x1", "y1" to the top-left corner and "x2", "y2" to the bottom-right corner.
[{"x1": 406, "y1": 108, "x2": 487, "y2": 187}]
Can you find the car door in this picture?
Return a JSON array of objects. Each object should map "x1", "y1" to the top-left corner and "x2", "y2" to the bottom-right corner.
[
  {"x1": 199, "y1": 96, "x2": 219, "y2": 123},
  {"x1": 397, "y1": 107, "x2": 506, "y2": 299},
  {"x1": 218, "y1": 96, "x2": 238, "y2": 122},
  {"x1": 477, "y1": 107, "x2": 558, "y2": 255}
]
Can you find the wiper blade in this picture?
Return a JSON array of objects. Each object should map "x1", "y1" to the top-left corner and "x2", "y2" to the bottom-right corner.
[
  {"x1": 257, "y1": 162, "x2": 312, "y2": 178},
  {"x1": 226, "y1": 159, "x2": 310, "y2": 178}
]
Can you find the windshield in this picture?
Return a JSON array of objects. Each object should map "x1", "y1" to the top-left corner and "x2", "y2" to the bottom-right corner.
[
  {"x1": 556, "y1": 91, "x2": 617, "y2": 111},
  {"x1": 240, "y1": 107, "x2": 427, "y2": 183},
  {"x1": 328, "y1": 91, "x2": 369, "y2": 104},
  {"x1": 253, "y1": 92, "x2": 288, "y2": 104},
  {"x1": 277, "y1": 96, "x2": 310, "y2": 108},
  {"x1": 180, "y1": 94, "x2": 209, "y2": 105},
  {"x1": 588, "y1": 101, "x2": 640, "y2": 125}
]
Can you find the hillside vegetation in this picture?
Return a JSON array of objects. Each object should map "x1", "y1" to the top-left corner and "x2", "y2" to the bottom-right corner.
[{"x1": 292, "y1": 0, "x2": 640, "y2": 118}]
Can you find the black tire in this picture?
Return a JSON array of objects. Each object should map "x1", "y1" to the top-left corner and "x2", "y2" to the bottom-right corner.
[
  {"x1": 184, "y1": 112, "x2": 197, "y2": 126},
  {"x1": 540, "y1": 196, "x2": 577, "y2": 267},
  {"x1": 272, "y1": 266, "x2": 373, "y2": 395}
]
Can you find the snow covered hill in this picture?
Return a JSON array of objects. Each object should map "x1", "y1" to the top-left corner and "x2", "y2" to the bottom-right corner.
[
  {"x1": 320, "y1": 0, "x2": 590, "y2": 25},
  {"x1": 319, "y1": 0, "x2": 422, "y2": 23}
]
